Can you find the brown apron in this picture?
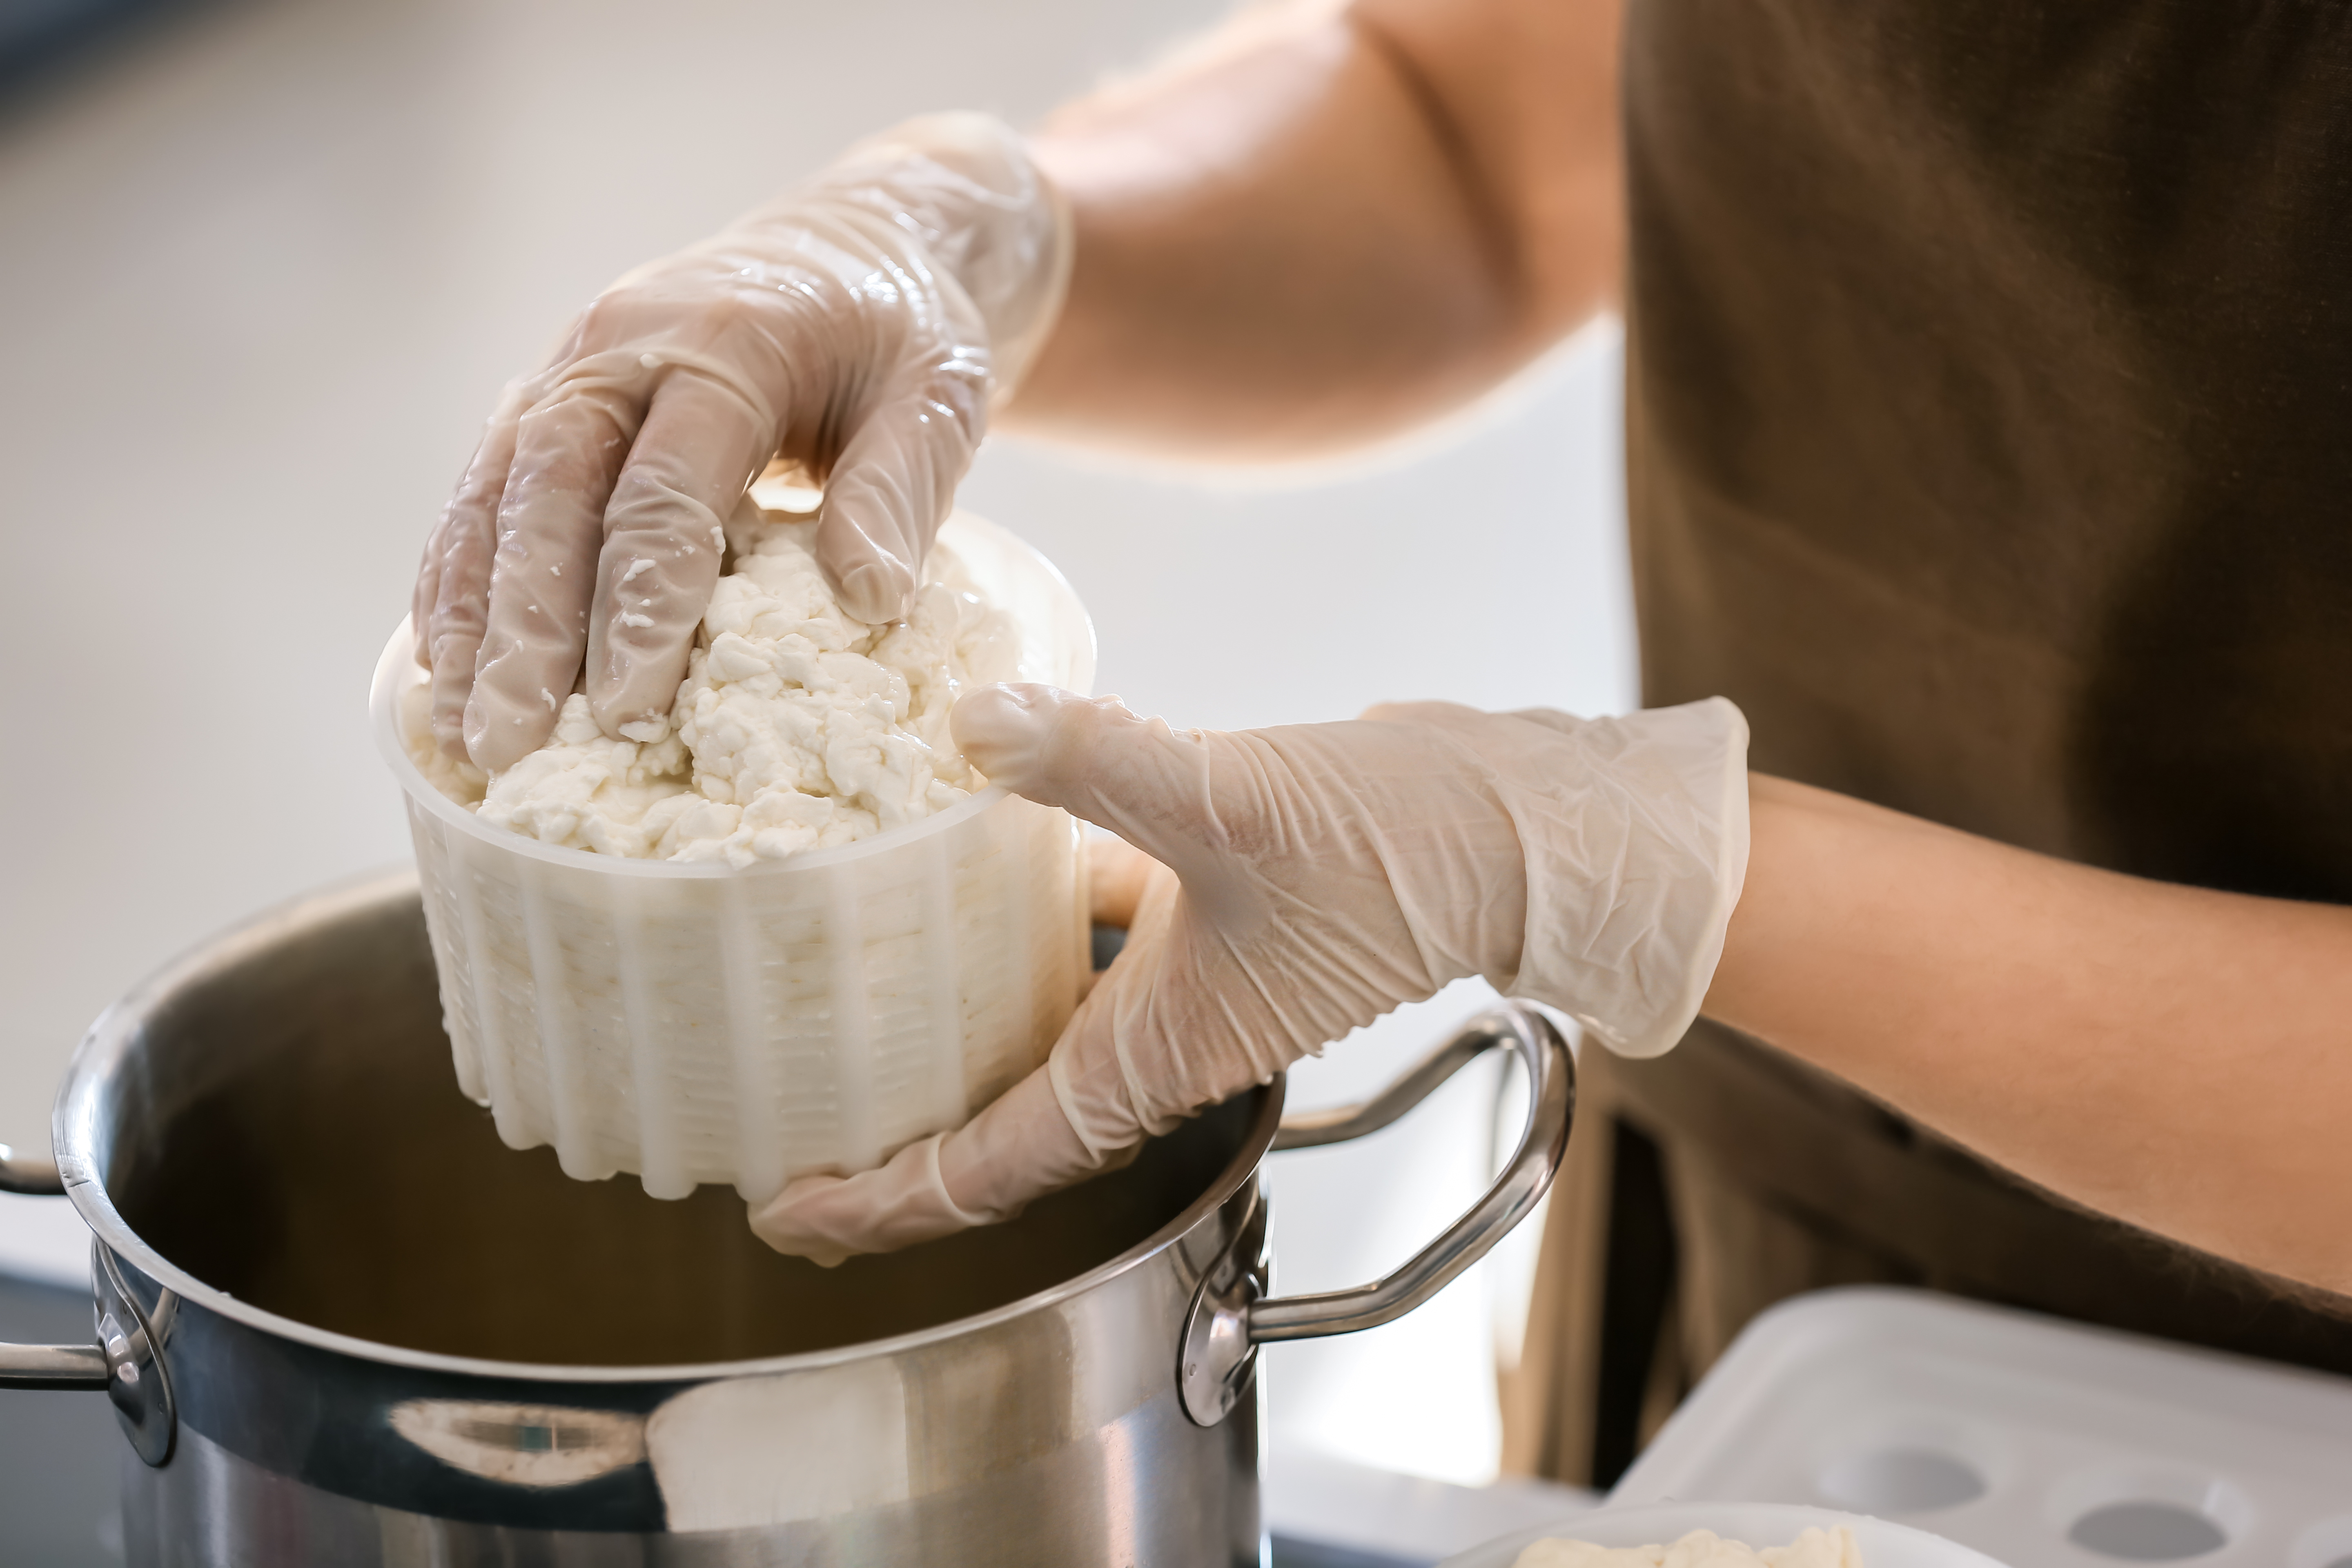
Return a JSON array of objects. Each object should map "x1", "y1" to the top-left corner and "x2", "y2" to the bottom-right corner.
[{"x1": 1505, "y1": 0, "x2": 2352, "y2": 1487}]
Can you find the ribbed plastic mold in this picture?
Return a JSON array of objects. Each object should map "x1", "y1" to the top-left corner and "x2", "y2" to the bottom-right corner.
[{"x1": 370, "y1": 512, "x2": 1095, "y2": 1205}]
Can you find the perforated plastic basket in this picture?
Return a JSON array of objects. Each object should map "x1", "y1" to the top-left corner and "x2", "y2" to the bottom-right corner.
[{"x1": 371, "y1": 512, "x2": 1095, "y2": 1205}]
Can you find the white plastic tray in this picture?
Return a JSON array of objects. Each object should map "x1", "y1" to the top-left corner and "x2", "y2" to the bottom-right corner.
[
  {"x1": 1439, "y1": 1501, "x2": 2008, "y2": 1568},
  {"x1": 1604, "y1": 1287, "x2": 2352, "y2": 1568}
]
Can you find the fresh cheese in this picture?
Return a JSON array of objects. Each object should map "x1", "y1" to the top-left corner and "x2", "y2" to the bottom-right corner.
[
  {"x1": 406, "y1": 511, "x2": 1018, "y2": 867},
  {"x1": 1514, "y1": 1529, "x2": 1864, "y2": 1568}
]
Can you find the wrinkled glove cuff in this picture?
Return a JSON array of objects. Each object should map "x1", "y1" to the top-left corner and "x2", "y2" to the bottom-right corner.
[{"x1": 1508, "y1": 696, "x2": 1751, "y2": 1058}]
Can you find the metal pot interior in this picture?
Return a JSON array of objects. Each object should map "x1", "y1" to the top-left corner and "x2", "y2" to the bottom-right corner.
[{"x1": 82, "y1": 878, "x2": 1266, "y2": 1370}]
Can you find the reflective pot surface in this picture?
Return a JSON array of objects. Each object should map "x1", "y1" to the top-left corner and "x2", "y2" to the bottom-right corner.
[{"x1": 0, "y1": 873, "x2": 1571, "y2": 1566}]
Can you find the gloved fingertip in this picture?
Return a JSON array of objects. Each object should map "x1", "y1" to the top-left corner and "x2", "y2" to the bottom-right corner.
[
  {"x1": 779, "y1": 1227, "x2": 855, "y2": 1268},
  {"x1": 950, "y1": 682, "x2": 1056, "y2": 784},
  {"x1": 586, "y1": 619, "x2": 700, "y2": 744},
  {"x1": 586, "y1": 683, "x2": 672, "y2": 746},
  {"x1": 463, "y1": 692, "x2": 548, "y2": 774},
  {"x1": 838, "y1": 558, "x2": 913, "y2": 624},
  {"x1": 748, "y1": 1176, "x2": 859, "y2": 1267}
]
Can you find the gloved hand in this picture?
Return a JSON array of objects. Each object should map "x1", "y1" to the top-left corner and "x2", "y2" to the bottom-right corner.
[
  {"x1": 751, "y1": 684, "x2": 1750, "y2": 1265},
  {"x1": 412, "y1": 114, "x2": 1071, "y2": 770}
]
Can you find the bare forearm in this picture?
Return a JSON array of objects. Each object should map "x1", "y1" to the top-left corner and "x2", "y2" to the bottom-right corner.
[
  {"x1": 1705, "y1": 776, "x2": 2352, "y2": 1296},
  {"x1": 1005, "y1": 0, "x2": 1623, "y2": 460}
]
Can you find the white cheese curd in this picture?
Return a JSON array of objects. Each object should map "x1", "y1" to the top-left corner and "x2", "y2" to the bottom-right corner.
[
  {"x1": 1514, "y1": 1529, "x2": 1864, "y2": 1568},
  {"x1": 405, "y1": 512, "x2": 1020, "y2": 868}
]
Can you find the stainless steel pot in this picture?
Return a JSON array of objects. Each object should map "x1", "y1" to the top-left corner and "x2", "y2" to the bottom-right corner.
[{"x1": 0, "y1": 872, "x2": 1571, "y2": 1566}]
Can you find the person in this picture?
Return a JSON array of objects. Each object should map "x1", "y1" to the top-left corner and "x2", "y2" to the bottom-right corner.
[{"x1": 410, "y1": 0, "x2": 2352, "y2": 1485}]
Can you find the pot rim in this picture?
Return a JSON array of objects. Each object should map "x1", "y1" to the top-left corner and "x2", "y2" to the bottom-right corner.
[{"x1": 53, "y1": 867, "x2": 1283, "y2": 1385}]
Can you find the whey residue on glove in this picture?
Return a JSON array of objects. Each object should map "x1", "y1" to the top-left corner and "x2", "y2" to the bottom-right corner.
[{"x1": 405, "y1": 508, "x2": 1020, "y2": 867}]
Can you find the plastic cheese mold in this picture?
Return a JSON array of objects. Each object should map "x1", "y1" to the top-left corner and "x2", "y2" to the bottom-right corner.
[{"x1": 371, "y1": 511, "x2": 1096, "y2": 1205}]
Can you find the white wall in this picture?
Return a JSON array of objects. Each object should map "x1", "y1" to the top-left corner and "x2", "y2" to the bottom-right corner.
[{"x1": 0, "y1": 0, "x2": 1631, "y2": 1486}]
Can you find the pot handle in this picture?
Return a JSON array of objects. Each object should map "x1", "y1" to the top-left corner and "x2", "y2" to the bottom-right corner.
[
  {"x1": 0, "y1": 1142, "x2": 65, "y2": 1196},
  {"x1": 1178, "y1": 1001, "x2": 1575, "y2": 1424},
  {"x1": 0, "y1": 1160, "x2": 178, "y2": 1471},
  {"x1": 0, "y1": 1242, "x2": 176, "y2": 1465},
  {"x1": 0, "y1": 1144, "x2": 105, "y2": 1387},
  {"x1": 0, "y1": 1343, "x2": 108, "y2": 1389}
]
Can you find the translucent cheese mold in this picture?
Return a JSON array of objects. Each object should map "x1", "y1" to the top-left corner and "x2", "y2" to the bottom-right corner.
[{"x1": 371, "y1": 511, "x2": 1096, "y2": 1205}]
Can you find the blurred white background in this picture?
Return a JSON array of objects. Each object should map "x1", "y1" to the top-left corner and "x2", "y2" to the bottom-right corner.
[{"x1": 0, "y1": 0, "x2": 1630, "y2": 1488}]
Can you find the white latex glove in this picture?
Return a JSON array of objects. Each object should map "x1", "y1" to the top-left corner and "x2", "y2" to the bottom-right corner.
[
  {"x1": 751, "y1": 684, "x2": 1750, "y2": 1265},
  {"x1": 412, "y1": 114, "x2": 1071, "y2": 770}
]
